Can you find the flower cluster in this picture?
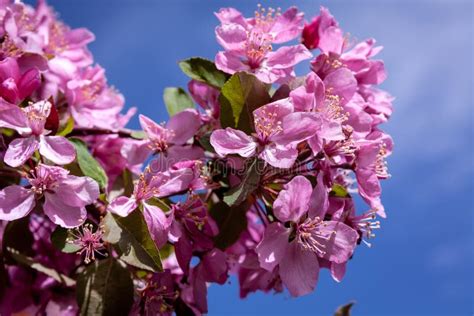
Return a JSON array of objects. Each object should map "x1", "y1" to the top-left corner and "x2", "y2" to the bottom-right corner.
[{"x1": 0, "y1": 2, "x2": 393, "y2": 315}]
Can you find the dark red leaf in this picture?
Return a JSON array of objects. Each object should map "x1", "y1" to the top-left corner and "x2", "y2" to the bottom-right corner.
[{"x1": 44, "y1": 97, "x2": 59, "y2": 135}]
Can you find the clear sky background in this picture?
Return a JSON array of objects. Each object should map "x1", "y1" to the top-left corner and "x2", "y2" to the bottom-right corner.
[{"x1": 40, "y1": 0, "x2": 473, "y2": 315}]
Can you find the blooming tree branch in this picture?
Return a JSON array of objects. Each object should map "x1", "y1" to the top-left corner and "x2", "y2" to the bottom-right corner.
[{"x1": 0, "y1": 2, "x2": 393, "y2": 315}]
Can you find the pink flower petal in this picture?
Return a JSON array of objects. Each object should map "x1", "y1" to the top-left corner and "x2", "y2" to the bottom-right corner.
[
  {"x1": 0, "y1": 186, "x2": 35, "y2": 221},
  {"x1": 270, "y1": 7, "x2": 304, "y2": 44},
  {"x1": 253, "y1": 99, "x2": 294, "y2": 137},
  {"x1": 308, "y1": 134, "x2": 323, "y2": 154},
  {"x1": 331, "y1": 262, "x2": 347, "y2": 282},
  {"x1": 108, "y1": 196, "x2": 138, "y2": 217},
  {"x1": 290, "y1": 72, "x2": 325, "y2": 112},
  {"x1": 18, "y1": 67, "x2": 41, "y2": 100},
  {"x1": 215, "y1": 51, "x2": 248, "y2": 75},
  {"x1": 39, "y1": 135, "x2": 76, "y2": 165},
  {"x1": 214, "y1": 7, "x2": 248, "y2": 27},
  {"x1": 142, "y1": 202, "x2": 172, "y2": 248},
  {"x1": 215, "y1": 23, "x2": 247, "y2": 52},
  {"x1": 279, "y1": 241, "x2": 319, "y2": 297},
  {"x1": 266, "y1": 45, "x2": 312, "y2": 69},
  {"x1": 210, "y1": 128, "x2": 257, "y2": 158},
  {"x1": 356, "y1": 60, "x2": 387, "y2": 85},
  {"x1": 319, "y1": 120, "x2": 345, "y2": 141},
  {"x1": 56, "y1": 176, "x2": 99, "y2": 207},
  {"x1": 0, "y1": 57, "x2": 20, "y2": 82},
  {"x1": 0, "y1": 77, "x2": 19, "y2": 103},
  {"x1": 274, "y1": 175, "x2": 313, "y2": 223},
  {"x1": 324, "y1": 67, "x2": 357, "y2": 105},
  {"x1": 201, "y1": 249, "x2": 228, "y2": 283},
  {"x1": 272, "y1": 112, "x2": 321, "y2": 146},
  {"x1": 319, "y1": 26, "x2": 344, "y2": 54},
  {"x1": 256, "y1": 222, "x2": 290, "y2": 271},
  {"x1": 166, "y1": 109, "x2": 201, "y2": 145},
  {"x1": 188, "y1": 80, "x2": 220, "y2": 115},
  {"x1": 308, "y1": 173, "x2": 329, "y2": 219},
  {"x1": 153, "y1": 166, "x2": 196, "y2": 197},
  {"x1": 320, "y1": 221, "x2": 359, "y2": 264},
  {"x1": 139, "y1": 114, "x2": 168, "y2": 142},
  {"x1": 175, "y1": 232, "x2": 192, "y2": 274},
  {"x1": 67, "y1": 28, "x2": 95, "y2": 48},
  {"x1": 259, "y1": 143, "x2": 298, "y2": 169},
  {"x1": 356, "y1": 169, "x2": 385, "y2": 217},
  {"x1": 0, "y1": 106, "x2": 29, "y2": 134},
  {"x1": 43, "y1": 193, "x2": 87, "y2": 228},
  {"x1": 4, "y1": 136, "x2": 39, "y2": 167}
]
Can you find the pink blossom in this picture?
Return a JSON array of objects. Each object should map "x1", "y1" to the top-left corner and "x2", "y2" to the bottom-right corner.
[
  {"x1": 169, "y1": 195, "x2": 218, "y2": 274},
  {"x1": 0, "y1": 3, "x2": 44, "y2": 57},
  {"x1": 180, "y1": 248, "x2": 228, "y2": 314},
  {"x1": 0, "y1": 100, "x2": 76, "y2": 167},
  {"x1": 108, "y1": 166, "x2": 197, "y2": 247},
  {"x1": 66, "y1": 65, "x2": 135, "y2": 129},
  {"x1": 355, "y1": 132, "x2": 393, "y2": 217},
  {"x1": 0, "y1": 57, "x2": 41, "y2": 103},
  {"x1": 0, "y1": 2, "x2": 395, "y2": 310},
  {"x1": 215, "y1": 6, "x2": 311, "y2": 83},
  {"x1": 289, "y1": 72, "x2": 356, "y2": 155},
  {"x1": 227, "y1": 211, "x2": 283, "y2": 298},
  {"x1": 332, "y1": 198, "x2": 381, "y2": 249},
  {"x1": 358, "y1": 85, "x2": 394, "y2": 124},
  {"x1": 302, "y1": 7, "x2": 345, "y2": 53},
  {"x1": 36, "y1": 1, "x2": 94, "y2": 91},
  {"x1": 0, "y1": 163, "x2": 99, "y2": 227},
  {"x1": 311, "y1": 39, "x2": 387, "y2": 86},
  {"x1": 256, "y1": 175, "x2": 358, "y2": 296},
  {"x1": 188, "y1": 80, "x2": 220, "y2": 124},
  {"x1": 139, "y1": 112, "x2": 204, "y2": 168},
  {"x1": 340, "y1": 38, "x2": 387, "y2": 85},
  {"x1": 132, "y1": 271, "x2": 179, "y2": 316},
  {"x1": 237, "y1": 251, "x2": 283, "y2": 298},
  {"x1": 140, "y1": 111, "x2": 200, "y2": 152},
  {"x1": 210, "y1": 98, "x2": 321, "y2": 168},
  {"x1": 69, "y1": 223, "x2": 105, "y2": 264},
  {"x1": 1, "y1": 1, "x2": 93, "y2": 75},
  {"x1": 86, "y1": 134, "x2": 151, "y2": 187}
]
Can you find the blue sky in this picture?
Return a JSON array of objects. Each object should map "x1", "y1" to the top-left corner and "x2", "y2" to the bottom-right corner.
[{"x1": 45, "y1": 0, "x2": 474, "y2": 315}]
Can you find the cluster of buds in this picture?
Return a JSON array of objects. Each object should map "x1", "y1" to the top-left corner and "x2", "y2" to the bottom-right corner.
[{"x1": 0, "y1": 2, "x2": 393, "y2": 315}]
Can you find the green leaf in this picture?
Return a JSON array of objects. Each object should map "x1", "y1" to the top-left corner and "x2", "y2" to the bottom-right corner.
[
  {"x1": 57, "y1": 116, "x2": 75, "y2": 136},
  {"x1": 210, "y1": 201, "x2": 249, "y2": 250},
  {"x1": 330, "y1": 184, "x2": 350, "y2": 198},
  {"x1": 179, "y1": 57, "x2": 229, "y2": 89},
  {"x1": 163, "y1": 87, "x2": 195, "y2": 117},
  {"x1": 69, "y1": 138, "x2": 108, "y2": 190},
  {"x1": 219, "y1": 72, "x2": 271, "y2": 133},
  {"x1": 76, "y1": 258, "x2": 134, "y2": 316},
  {"x1": 6, "y1": 247, "x2": 75, "y2": 287},
  {"x1": 108, "y1": 169, "x2": 134, "y2": 202},
  {"x1": 271, "y1": 84, "x2": 291, "y2": 101},
  {"x1": 1, "y1": 128, "x2": 15, "y2": 137},
  {"x1": 102, "y1": 212, "x2": 162, "y2": 272},
  {"x1": 159, "y1": 243, "x2": 174, "y2": 260},
  {"x1": 130, "y1": 130, "x2": 146, "y2": 139},
  {"x1": 334, "y1": 301, "x2": 356, "y2": 316},
  {"x1": 2, "y1": 217, "x2": 34, "y2": 264},
  {"x1": 198, "y1": 131, "x2": 216, "y2": 153},
  {"x1": 223, "y1": 158, "x2": 262, "y2": 207},
  {"x1": 51, "y1": 226, "x2": 82, "y2": 253},
  {"x1": 146, "y1": 197, "x2": 171, "y2": 212}
]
